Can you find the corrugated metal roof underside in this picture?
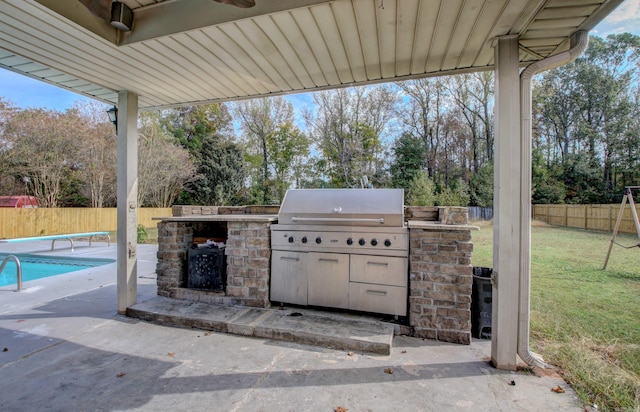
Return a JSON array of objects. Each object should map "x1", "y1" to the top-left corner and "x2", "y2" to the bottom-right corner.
[{"x1": 0, "y1": 0, "x2": 618, "y2": 110}]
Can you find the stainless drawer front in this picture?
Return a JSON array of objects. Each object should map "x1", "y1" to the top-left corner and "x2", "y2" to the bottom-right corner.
[
  {"x1": 349, "y1": 255, "x2": 407, "y2": 287},
  {"x1": 348, "y1": 283, "x2": 407, "y2": 316}
]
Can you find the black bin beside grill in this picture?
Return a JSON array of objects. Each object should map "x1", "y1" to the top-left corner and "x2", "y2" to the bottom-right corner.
[
  {"x1": 471, "y1": 266, "x2": 492, "y2": 339},
  {"x1": 187, "y1": 246, "x2": 226, "y2": 292}
]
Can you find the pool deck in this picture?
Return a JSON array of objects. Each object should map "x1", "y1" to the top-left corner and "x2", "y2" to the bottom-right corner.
[{"x1": 0, "y1": 240, "x2": 586, "y2": 411}]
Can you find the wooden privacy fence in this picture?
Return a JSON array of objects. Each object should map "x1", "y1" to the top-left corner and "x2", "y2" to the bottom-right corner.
[
  {"x1": 468, "y1": 206, "x2": 494, "y2": 221},
  {"x1": 533, "y1": 204, "x2": 640, "y2": 234},
  {"x1": 0, "y1": 208, "x2": 171, "y2": 239}
]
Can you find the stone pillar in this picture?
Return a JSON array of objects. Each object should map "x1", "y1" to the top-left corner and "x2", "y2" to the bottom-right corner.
[
  {"x1": 225, "y1": 222, "x2": 271, "y2": 308},
  {"x1": 408, "y1": 219, "x2": 474, "y2": 344},
  {"x1": 156, "y1": 221, "x2": 193, "y2": 297}
]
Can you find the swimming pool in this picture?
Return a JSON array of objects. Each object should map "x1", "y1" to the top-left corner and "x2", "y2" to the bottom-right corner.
[{"x1": 0, "y1": 253, "x2": 115, "y2": 287}]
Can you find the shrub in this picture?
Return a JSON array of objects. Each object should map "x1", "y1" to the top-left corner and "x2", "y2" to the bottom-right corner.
[{"x1": 137, "y1": 224, "x2": 148, "y2": 243}]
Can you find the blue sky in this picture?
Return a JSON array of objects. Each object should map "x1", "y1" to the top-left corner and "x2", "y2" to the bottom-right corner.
[{"x1": 1, "y1": 1, "x2": 639, "y2": 112}]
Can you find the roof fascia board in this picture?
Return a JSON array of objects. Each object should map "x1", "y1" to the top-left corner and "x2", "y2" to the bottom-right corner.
[{"x1": 548, "y1": 0, "x2": 626, "y2": 56}]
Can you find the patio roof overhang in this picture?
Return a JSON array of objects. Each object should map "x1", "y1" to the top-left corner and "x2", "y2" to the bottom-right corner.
[
  {"x1": 0, "y1": 0, "x2": 623, "y2": 110},
  {"x1": 0, "y1": 0, "x2": 625, "y2": 372}
]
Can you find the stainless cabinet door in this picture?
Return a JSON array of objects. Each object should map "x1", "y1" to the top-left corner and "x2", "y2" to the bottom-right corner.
[
  {"x1": 307, "y1": 252, "x2": 349, "y2": 309},
  {"x1": 270, "y1": 250, "x2": 307, "y2": 305}
]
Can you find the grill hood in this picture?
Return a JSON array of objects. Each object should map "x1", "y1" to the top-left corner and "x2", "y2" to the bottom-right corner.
[{"x1": 278, "y1": 189, "x2": 405, "y2": 227}]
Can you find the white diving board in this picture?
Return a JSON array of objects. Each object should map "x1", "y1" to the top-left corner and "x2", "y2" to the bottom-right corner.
[{"x1": 0, "y1": 232, "x2": 111, "y2": 252}]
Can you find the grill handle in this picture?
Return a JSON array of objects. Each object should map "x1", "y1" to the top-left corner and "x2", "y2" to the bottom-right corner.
[{"x1": 290, "y1": 217, "x2": 385, "y2": 224}]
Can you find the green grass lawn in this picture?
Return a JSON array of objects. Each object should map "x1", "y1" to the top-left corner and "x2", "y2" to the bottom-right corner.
[
  {"x1": 472, "y1": 221, "x2": 640, "y2": 412},
  {"x1": 141, "y1": 227, "x2": 158, "y2": 244}
]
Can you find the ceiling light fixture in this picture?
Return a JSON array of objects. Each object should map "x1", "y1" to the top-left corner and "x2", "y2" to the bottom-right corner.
[{"x1": 110, "y1": 1, "x2": 134, "y2": 31}]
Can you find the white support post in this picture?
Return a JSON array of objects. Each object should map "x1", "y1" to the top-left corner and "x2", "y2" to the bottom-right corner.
[
  {"x1": 116, "y1": 91, "x2": 138, "y2": 314},
  {"x1": 492, "y1": 35, "x2": 521, "y2": 370}
]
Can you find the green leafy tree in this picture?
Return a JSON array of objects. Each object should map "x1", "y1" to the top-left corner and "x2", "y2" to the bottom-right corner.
[
  {"x1": 234, "y1": 96, "x2": 297, "y2": 203},
  {"x1": 469, "y1": 162, "x2": 493, "y2": 207},
  {"x1": 266, "y1": 121, "x2": 309, "y2": 202},
  {"x1": 389, "y1": 132, "x2": 428, "y2": 199},
  {"x1": 531, "y1": 150, "x2": 565, "y2": 204},
  {"x1": 561, "y1": 152, "x2": 603, "y2": 204},
  {"x1": 407, "y1": 170, "x2": 436, "y2": 206},
  {"x1": 161, "y1": 104, "x2": 232, "y2": 154},
  {"x1": 188, "y1": 135, "x2": 245, "y2": 206},
  {"x1": 436, "y1": 178, "x2": 470, "y2": 207},
  {"x1": 533, "y1": 33, "x2": 640, "y2": 203},
  {"x1": 159, "y1": 104, "x2": 237, "y2": 205},
  {"x1": 296, "y1": 157, "x2": 331, "y2": 189}
]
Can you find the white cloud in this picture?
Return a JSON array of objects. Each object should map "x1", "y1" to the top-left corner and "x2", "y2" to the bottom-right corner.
[
  {"x1": 604, "y1": 0, "x2": 640, "y2": 24},
  {"x1": 593, "y1": 0, "x2": 640, "y2": 37}
]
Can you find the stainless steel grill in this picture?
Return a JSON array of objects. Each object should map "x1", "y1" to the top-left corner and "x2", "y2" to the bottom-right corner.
[{"x1": 270, "y1": 189, "x2": 408, "y2": 316}]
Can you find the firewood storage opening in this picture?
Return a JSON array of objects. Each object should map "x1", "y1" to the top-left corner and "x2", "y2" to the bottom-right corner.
[{"x1": 186, "y1": 221, "x2": 227, "y2": 291}]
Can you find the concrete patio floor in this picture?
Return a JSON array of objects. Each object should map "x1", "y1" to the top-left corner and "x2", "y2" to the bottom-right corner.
[{"x1": 0, "y1": 241, "x2": 585, "y2": 411}]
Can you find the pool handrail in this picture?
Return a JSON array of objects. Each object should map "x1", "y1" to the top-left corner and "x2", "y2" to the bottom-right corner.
[{"x1": 0, "y1": 254, "x2": 22, "y2": 291}]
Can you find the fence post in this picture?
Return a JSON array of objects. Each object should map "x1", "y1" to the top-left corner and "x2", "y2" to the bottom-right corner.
[
  {"x1": 546, "y1": 205, "x2": 549, "y2": 224},
  {"x1": 584, "y1": 205, "x2": 587, "y2": 230},
  {"x1": 609, "y1": 205, "x2": 613, "y2": 232}
]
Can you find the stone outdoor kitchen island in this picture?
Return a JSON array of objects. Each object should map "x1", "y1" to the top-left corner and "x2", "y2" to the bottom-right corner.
[{"x1": 154, "y1": 205, "x2": 477, "y2": 345}]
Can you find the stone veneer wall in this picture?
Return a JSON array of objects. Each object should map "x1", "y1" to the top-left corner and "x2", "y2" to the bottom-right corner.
[
  {"x1": 156, "y1": 219, "x2": 272, "y2": 308},
  {"x1": 156, "y1": 221, "x2": 192, "y2": 296},
  {"x1": 157, "y1": 205, "x2": 475, "y2": 344},
  {"x1": 407, "y1": 206, "x2": 473, "y2": 345},
  {"x1": 224, "y1": 221, "x2": 271, "y2": 308}
]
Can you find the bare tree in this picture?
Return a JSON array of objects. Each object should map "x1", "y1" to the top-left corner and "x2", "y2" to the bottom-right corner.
[
  {"x1": 138, "y1": 112, "x2": 196, "y2": 207},
  {"x1": 396, "y1": 78, "x2": 447, "y2": 180},
  {"x1": 73, "y1": 100, "x2": 117, "y2": 207},
  {"x1": 304, "y1": 86, "x2": 396, "y2": 187},
  {"x1": 2, "y1": 107, "x2": 81, "y2": 207},
  {"x1": 447, "y1": 72, "x2": 494, "y2": 170},
  {"x1": 0, "y1": 98, "x2": 23, "y2": 196}
]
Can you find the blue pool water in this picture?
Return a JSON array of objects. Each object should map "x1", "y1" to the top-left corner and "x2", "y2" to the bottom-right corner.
[{"x1": 0, "y1": 254, "x2": 115, "y2": 287}]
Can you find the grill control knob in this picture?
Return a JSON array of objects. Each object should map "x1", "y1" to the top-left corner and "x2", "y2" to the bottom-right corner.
[
  {"x1": 358, "y1": 238, "x2": 366, "y2": 246},
  {"x1": 301, "y1": 236, "x2": 308, "y2": 243},
  {"x1": 288, "y1": 236, "x2": 295, "y2": 243},
  {"x1": 346, "y1": 238, "x2": 353, "y2": 245},
  {"x1": 315, "y1": 237, "x2": 322, "y2": 244},
  {"x1": 384, "y1": 239, "x2": 392, "y2": 247},
  {"x1": 371, "y1": 239, "x2": 378, "y2": 246}
]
